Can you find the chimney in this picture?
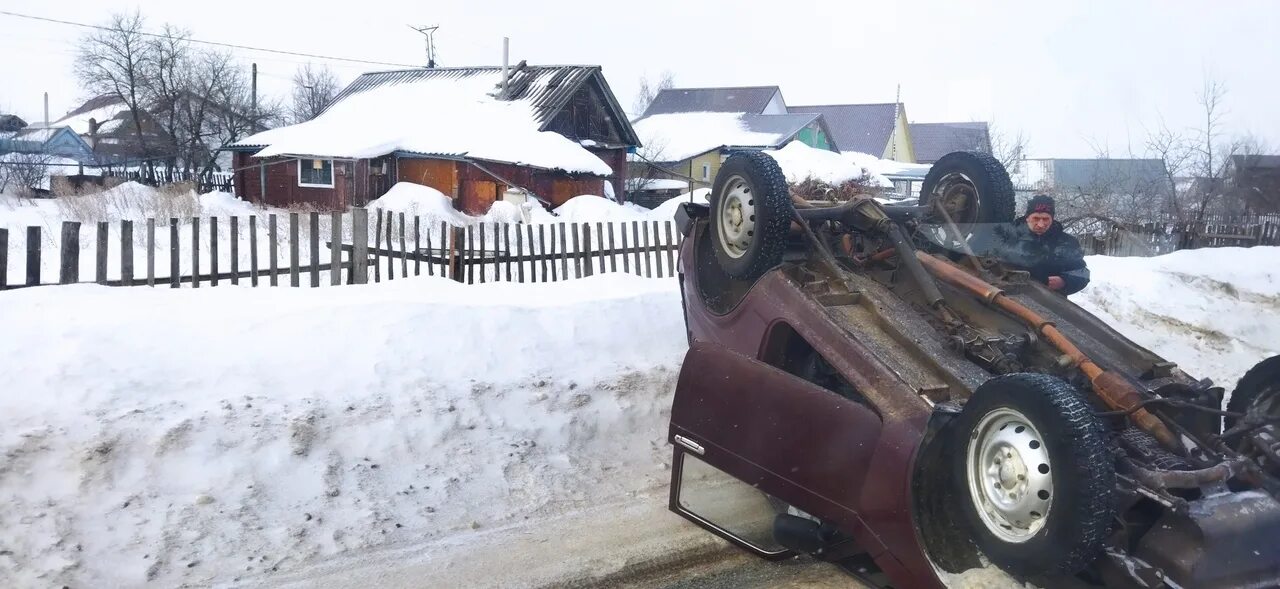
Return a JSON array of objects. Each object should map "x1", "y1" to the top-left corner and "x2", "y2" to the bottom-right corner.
[
  {"x1": 43, "y1": 92, "x2": 49, "y2": 127},
  {"x1": 501, "y1": 37, "x2": 510, "y2": 96}
]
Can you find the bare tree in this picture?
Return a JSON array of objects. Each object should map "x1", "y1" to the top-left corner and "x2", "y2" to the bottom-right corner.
[
  {"x1": 142, "y1": 24, "x2": 192, "y2": 170},
  {"x1": 988, "y1": 120, "x2": 1028, "y2": 175},
  {"x1": 632, "y1": 71, "x2": 675, "y2": 118},
  {"x1": 74, "y1": 11, "x2": 155, "y2": 162},
  {"x1": 0, "y1": 153, "x2": 56, "y2": 197},
  {"x1": 289, "y1": 63, "x2": 340, "y2": 124}
]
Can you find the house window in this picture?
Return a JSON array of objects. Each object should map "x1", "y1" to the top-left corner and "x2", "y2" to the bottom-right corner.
[
  {"x1": 702, "y1": 163, "x2": 711, "y2": 181},
  {"x1": 298, "y1": 158, "x2": 333, "y2": 188}
]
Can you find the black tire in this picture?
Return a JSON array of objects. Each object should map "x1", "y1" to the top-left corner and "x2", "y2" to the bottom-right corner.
[
  {"x1": 920, "y1": 151, "x2": 1016, "y2": 231},
  {"x1": 708, "y1": 151, "x2": 793, "y2": 281},
  {"x1": 1226, "y1": 354, "x2": 1280, "y2": 432},
  {"x1": 951, "y1": 373, "x2": 1115, "y2": 578}
]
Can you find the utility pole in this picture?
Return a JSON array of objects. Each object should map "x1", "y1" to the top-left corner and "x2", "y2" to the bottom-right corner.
[
  {"x1": 890, "y1": 83, "x2": 901, "y2": 162},
  {"x1": 409, "y1": 25, "x2": 439, "y2": 68},
  {"x1": 251, "y1": 63, "x2": 259, "y2": 133}
]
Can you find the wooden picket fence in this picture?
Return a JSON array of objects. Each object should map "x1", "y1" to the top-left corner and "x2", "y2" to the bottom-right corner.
[
  {"x1": 1077, "y1": 216, "x2": 1280, "y2": 257},
  {"x1": 0, "y1": 208, "x2": 683, "y2": 291}
]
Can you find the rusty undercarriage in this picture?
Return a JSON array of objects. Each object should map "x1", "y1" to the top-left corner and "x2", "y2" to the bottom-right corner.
[{"x1": 665, "y1": 150, "x2": 1280, "y2": 588}]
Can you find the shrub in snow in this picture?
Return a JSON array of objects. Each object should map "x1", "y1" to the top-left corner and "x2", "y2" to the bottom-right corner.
[{"x1": 53, "y1": 181, "x2": 203, "y2": 223}]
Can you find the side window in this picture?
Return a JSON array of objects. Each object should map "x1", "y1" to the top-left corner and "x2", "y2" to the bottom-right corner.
[
  {"x1": 298, "y1": 158, "x2": 334, "y2": 187},
  {"x1": 673, "y1": 450, "x2": 789, "y2": 556},
  {"x1": 702, "y1": 163, "x2": 711, "y2": 181},
  {"x1": 761, "y1": 323, "x2": 868, "y2": 406}
]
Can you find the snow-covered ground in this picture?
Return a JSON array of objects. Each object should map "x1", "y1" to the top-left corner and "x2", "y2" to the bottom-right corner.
[{"x1": 0, "y1": 274, "x2": 686, "y2": 588}]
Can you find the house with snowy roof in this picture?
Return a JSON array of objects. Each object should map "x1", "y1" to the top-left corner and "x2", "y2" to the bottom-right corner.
[
  {"x1": 0, "y1": 125, "x2": 95, "y2": 163},
  {"x1": 628, "y1": 86, "x2": 840, "y2": 206},
  {"x1": 225, "y1": 63, "x2": 640, "y2": 213},
  {"x1": 51, "y1": 95, "x2": 174, "y2": 165},
  {"x1": 786, "y1": 103, "x2": 915, "y2": 163}
]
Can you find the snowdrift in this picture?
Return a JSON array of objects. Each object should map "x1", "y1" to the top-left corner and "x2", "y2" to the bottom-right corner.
[
  {"x1": 763, "y1": 141, "x2": 894, "y2": 188},
  {"x1": 1075, "y1": 246, "x2": 1280, "y2": 389},
  {"x1": 0, "y1": 275, "x2": 686, "y2": 587}
]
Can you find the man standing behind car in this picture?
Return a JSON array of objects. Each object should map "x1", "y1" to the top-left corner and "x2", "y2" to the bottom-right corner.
[{"x1": 967, "y1": 195, "x2": 1091, "y2": 295}]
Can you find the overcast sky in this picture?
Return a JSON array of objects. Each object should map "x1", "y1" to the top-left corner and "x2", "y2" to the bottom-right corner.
[{"x1": 2, "y1": 0, "x2": 1277, "y2": 158}]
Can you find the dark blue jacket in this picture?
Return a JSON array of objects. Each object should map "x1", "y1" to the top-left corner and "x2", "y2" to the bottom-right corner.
[{"x1": 967, "y1": 217, "x2": 1091, "y2": 295}]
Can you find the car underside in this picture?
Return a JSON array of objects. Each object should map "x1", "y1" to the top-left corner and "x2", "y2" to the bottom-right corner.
[{"x1": 665, "y1": 150, "x2": 1280, "y2": 588}]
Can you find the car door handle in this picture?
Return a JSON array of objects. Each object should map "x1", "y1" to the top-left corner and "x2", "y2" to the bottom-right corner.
[{"x1": 674, "y1": 434, "x2": 705, "y2": 455}]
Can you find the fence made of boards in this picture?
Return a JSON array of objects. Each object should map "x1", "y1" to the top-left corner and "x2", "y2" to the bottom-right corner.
[
  {"x1": 0, "y1": 208, "x2": 684, "y2": 291},
  {"x1": 1076, "y1": 215, "x2": 1280, "y2": 257}
]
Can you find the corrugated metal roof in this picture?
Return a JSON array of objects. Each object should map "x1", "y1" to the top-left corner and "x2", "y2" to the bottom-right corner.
[
  {"x1": 787, "y1": 103, "x2": 900, "y2": 156},
  {"x1": 642, "y1": 87, "x2": 781, "y2": 117},
  {"x1": 327, "y1": 65, "x2": 638, "y2": 144},
  {"x1": 909, "y1": 122, "x2": 991, "y2": 163}
]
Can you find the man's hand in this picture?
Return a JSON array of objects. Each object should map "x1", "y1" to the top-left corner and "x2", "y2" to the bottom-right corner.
[{"x1": 1047, "y1": 276, "x2": 1066, "y2": 290}]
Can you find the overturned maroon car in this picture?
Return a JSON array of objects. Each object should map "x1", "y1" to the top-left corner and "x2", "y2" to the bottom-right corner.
[{"x1": 665, "y1": 150, "x2": 1280, "y2": 588}]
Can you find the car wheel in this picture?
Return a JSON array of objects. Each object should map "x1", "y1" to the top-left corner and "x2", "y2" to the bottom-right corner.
[
  {"x1": 709, "y1": 151, "x2": 793, "y2": 282},
  {"x1": 952, "y1": 373, "x2": 1116, "y2": 578},
  {"x1": 1226, "y1": 354, "x2": 1280, "y2": 447},
  {"x1": 919, "y1": 151, "x2": 1016, "y2": 235}
]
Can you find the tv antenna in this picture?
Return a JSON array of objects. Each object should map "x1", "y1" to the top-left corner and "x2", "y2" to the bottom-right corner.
[{"x1": 409, "y1": 25, "x2": 439, "y2": 68}]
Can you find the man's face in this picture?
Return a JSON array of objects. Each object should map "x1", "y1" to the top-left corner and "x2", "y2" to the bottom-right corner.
[{"x1": 1026, "y1": 212, "x2": 1053, "y2": 235}]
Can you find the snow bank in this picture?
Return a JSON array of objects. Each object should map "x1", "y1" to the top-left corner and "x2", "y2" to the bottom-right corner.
[
  {"x1": 367, "y1": 182, "x2": 472, "y2": 226},
  {"x1": 648, "y1": 188, "x2": 711, "y2": 221},
  {"x1": 238, "y1": 75, "x2": 611, "y2": 176},
  {"x1": 763, "y1": 141, "x2": 893, "y2": 188},
  {"x1": 552, "y1": 194, "x2": 648, "y2": 223},
  {"x1": 0, "y1": 275, "x2": 686, "y2": 587},
  {"x1": 1075, "y1": 246, "x2": 1280, "y2": 389}
]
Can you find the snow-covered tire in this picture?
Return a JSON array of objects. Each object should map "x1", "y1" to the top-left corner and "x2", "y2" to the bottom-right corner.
[
  {"x1": 1226, "y1": 354, "x2": 1280, "y2": 434},
  {"x1": 709, "y1": 151, "x2": 792, "y2": 282},
  {"x1": 920, "y1": 151, "x2": 1016, "y2": 232},
  {"x1": 952, "y1": 373, "x2": 1115, "y2": 578}
]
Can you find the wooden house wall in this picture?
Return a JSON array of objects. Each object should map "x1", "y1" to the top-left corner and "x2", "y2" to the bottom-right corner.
[{"x1": 232, "y1": 154, "x2": 350, "y2": 210}]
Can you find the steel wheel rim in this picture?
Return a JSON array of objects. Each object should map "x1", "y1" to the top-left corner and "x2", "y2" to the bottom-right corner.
[
  {"x1": 716, "y1": 175, "x2": 756, "y2": 259},
  {"x1": 931, "y1": 172, "x2": 981, "y2": 226},
  {"x1": 965, "y1": 407, "x2": 1053, "y2": 543}
]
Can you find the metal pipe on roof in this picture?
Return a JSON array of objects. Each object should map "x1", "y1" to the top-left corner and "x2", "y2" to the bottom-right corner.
[{"x1": 502, "y1": 37, "x2": 509, "y2": 97}]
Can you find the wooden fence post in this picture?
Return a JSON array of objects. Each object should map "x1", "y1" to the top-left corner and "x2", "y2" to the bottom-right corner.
[
  {"x1": 414, "y1": 216, "x2": 421, "y2": 277},
  {"x1": 250, "y1": 215, "x2": 260, "y2": 286},
  {"x1": 0, "y1": 228, "x2": 7, "y2": 289},
  {"x1": 516, "y1": 224, "x2": 525, "y2": 282},
  {"x1": 230, "y1": 217, "x2": 240, "y2": 285},
  {"x1": 191, "y1": 217, "x2": 200, "y2": 288},
  {"x1": 398, "y1": 212, "x2": 407, "y2": 279},
  {"x1": 643, "y1": 220, "x2": 653, "y2": 278},
  {"x1": 467, "y1": 225, "x2": 476, "y2": 284},
  {"x1": 582, "y1": 223, "x2": 593, "y2": 278},
  {"x1": 170, "y1": 219, "x2": 179, "y2": 288},
  {"x1": 331, "y1": 211, "x2": 342, "y2": 285},
  {"x1": 620, "y1": 222, "x2": 630, "y2": 274},
  {"x1": 665, "y1": 221, "x2": 676, "y2": 276},
  {"x1": 352, "y1": 208, "x2": 369, "y2": 284},
  {"x1": 630, "y1": 221, "x2": 642, "y2": 274},
  {"x1": 269, "y1": 214, "x2": 279, "y2": 286},
  {"x1": 60, "y1": 222, "x2": 80, "y2": 284},
  {"x1": 539, "y1": 225, "x2": 549, "y2": 282},
  {"x1": 373, "y1": 210, "x2": 382, "y2": 283},
  {"x1": 96, "y1": 221, "x2": 109, "y2": 285},
  {"x1": 423, "y1": 220, "x2": 434, "y2": 277},
  {"x1": 289, "y1": 212, "x2": 300, "y2": 287},
  {"x1": 25, "y1": 227, "x2": 40, "y2": 286},
  {"x1": 146, "y1": 218, "x2": 155, "y2": 287},
  {"x1": 558, "y1": 222, "x2": 569, "y2": 280},
  {"x1": 210, "y1": 217, "x2": 219, "y2": 286},
  {"x1": 503, "y1": 224, "x2": 512, "y2": 282},
  {"x1": 310, "y1": 212, "x2": 320, "y2": 287},
  {"x1": 478, "y1": 223, "x2": 487, "y2": 284},
  {"x1": 451, "y1": 225, "x2": 463, "y2": 282},
  {"x1": 571, "y1": 223, "x2": 582, "y2": 279},
  {"x1": 595, "y1": 222, "x2": 604, "y2": 276},
  {"x1": 607, "y1": 222, "x2": 617, "y2": 274},
  {"x1": 121, "y1": 220, "x2": 134, "y2": 286},
  {"x1": 385, "y1": 210, "x2": 394, "y2": 280}
]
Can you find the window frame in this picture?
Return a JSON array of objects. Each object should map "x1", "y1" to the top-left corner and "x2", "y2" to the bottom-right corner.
[
  {"x1": 297, "y1": 158, "x2": 334, "y2": 188},
  {"x1": 701, "y1": 163, "x2": 711, "y2": 181}
]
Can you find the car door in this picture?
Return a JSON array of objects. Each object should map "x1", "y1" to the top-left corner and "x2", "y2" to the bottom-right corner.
[{"x1": 668, "y1": 341, "x2": 886, "y2": 558}]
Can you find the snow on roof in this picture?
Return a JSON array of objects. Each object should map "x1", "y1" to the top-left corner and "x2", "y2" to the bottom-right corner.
[
  {"x1": 763, "y1": 141, "x2": 893, "y2": 187},
  {"x1": 633, "y1": 178, "x2": 690, "y2": 191},
  {"x1": 54, "y1": 103, "x2": 128, "y2": 135},
  {"x1": 632, "y1": 112, "x2": 789, "y2": 162},
  {"x1": 234, "y1": 72, "x2": 612, "y2": 176}
]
